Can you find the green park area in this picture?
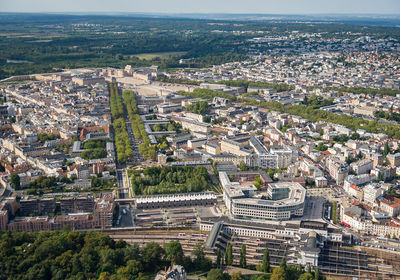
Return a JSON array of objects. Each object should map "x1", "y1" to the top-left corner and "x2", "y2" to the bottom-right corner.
[{"x1": 129, "y1": 166, "x2": 213, "y2": 195}]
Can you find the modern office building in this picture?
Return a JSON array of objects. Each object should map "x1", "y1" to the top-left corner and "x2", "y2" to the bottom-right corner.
[{"x1": 220, "y1": 172, "x2": 306, "y2": 221}]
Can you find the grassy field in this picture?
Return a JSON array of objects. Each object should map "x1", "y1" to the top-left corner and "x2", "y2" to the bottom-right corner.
[{"x1": 133, "y1": 51, "x2": 187, "y2": 60}]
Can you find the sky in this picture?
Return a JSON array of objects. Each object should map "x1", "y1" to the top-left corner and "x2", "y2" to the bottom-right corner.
[{"x1": 0, "y1": 0, "x2": 399, "y2": 14}]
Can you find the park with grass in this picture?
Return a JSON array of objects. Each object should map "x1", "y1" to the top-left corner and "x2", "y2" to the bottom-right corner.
[{"x1": 128, "y1": 166, "x2": 214, "y2": 195}]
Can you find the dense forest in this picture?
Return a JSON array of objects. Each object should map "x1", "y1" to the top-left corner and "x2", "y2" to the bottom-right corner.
[
  {"x1": 129, "y1": 166, "x2": 212, "y2": 195},
  {"x1": 0, "y1": 230, "x2": 213, "y2": 280},
  {"x1": 0, "y1": 229, "x2": 326, "y2": 280},
  {"x1": 1, "y1": 14, "x2": 399, "y2": 79},
  {"x1": 0, "y1": 15, "x2": 250, "y2": 78}
]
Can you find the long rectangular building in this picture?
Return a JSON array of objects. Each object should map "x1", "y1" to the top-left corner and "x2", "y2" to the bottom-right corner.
[{"x1": 136, "y1": 192, "x2": 217, "y2": 209}]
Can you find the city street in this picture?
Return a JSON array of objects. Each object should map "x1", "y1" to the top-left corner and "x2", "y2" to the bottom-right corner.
[
  {"x1": 118, "y1": 205, "x2": 134, "y2": 227},
  {"x1": 116, "y1": 169, "x2": 130, "y2": 199}
]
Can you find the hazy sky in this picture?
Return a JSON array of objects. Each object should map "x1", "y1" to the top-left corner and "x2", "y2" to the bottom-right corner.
[{"x1": 0, "y1": 0, "x2": 399, "y2": 14}]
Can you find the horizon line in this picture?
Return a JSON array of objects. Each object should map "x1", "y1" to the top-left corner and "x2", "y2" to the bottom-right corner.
[{"x1": 1, "y1": 11, "x2": 400, "y2": 16}]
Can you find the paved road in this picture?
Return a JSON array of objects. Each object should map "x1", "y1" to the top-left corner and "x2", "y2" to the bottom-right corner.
[
  {"x1": 116, "y1": 169, "x2": 130, "y2": 199},
  {"x1": 118, "y1": 206, "x2": 134, "y2": 227},
  {"x1": 125, "y1": 120, "x2": 143, "y2": 162}
]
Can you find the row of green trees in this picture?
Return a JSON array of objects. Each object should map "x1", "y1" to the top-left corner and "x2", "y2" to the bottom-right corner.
[
  {"x1": 122, "y1": 90, "x2": 156, "y2": 160},
  {"x1": 177, "y1": 85, "x2": 400, "y2": 140},
  {"x1": 109, "y1": 83, "x2": 133, "y2": 163},
  {"x1": 177, "y1": 88, "x2": 237, "y2": 101},
  {"x1": 221, "y1": 243, "x2": 266, "y2": 271},
  {"x1": 323, "y1": 86, "x2": 400, "y2": 97},
  {"x1": 113, "y1": 118, "x2": 133, "y2": 163},
  {"x1": 109, "y1": 83, "x2": 124, "y2": 119},
  {"x1": 331, "y1": 201, "x2": 338, "y2": 224},
  {"x1": 129, "y1": 166, "x2": 211, "y2": 195},
  {"x1": 283, "y1": 105, "x2": 400, "y2": 140},
  {"x1": 173, "y1": 80, "x2": 397, "y2": 102},
  {"x1": 213, "y1": 80, "x2": 295, "y2": 93},
  {"x1": 157, "y1": 78, "x2": 294, "y2": 93},
  {"x1": 242, "y1": 97, "x2": 400, "y2": 140}
]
